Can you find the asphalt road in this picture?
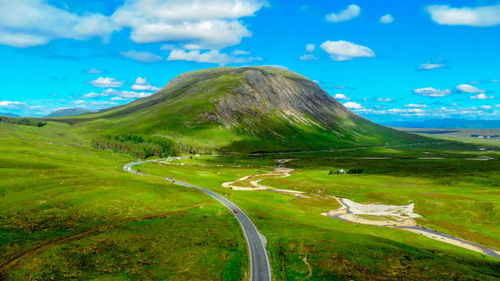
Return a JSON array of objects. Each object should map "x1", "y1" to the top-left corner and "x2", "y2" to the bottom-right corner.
[{"x1": 124, "y1": 157, "x2": 272, "y2": 281}]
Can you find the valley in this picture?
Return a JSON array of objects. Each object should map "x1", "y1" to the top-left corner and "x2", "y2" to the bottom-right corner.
[{"x1": 1, "y1": 67, "x2": 499, "y2": 280}]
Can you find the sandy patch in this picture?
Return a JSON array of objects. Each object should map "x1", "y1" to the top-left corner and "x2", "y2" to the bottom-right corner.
[
  {"x1": 222, "y1": 159, "x2": 304, "y2": 195},
  {"x1": 322, "y1": 197, "x2": 419, "y2": 227},
  {"x1": 323, "y1": 197, "x2": 500, "y2": 258}
]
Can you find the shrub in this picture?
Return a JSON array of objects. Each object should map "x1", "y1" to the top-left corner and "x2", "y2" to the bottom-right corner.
[{"x1": 347, "y1": 168, "x2": 364, "y2": 174}]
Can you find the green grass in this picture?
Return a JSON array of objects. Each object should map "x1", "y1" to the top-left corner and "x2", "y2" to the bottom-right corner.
[
  {"x1": 137, "y1": 151, "x2": 500, "y2": 280},
  {"x1": 0, "y1": 123, "x2": 247, "y2": 280},
  {"x1": 1, "y1": 120, "x2": 499, "y2": 280}
]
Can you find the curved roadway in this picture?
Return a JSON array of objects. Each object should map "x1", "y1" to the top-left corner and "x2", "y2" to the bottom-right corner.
[{"x1": 124, "y1": 157, "x2": 271, "y2": 281}]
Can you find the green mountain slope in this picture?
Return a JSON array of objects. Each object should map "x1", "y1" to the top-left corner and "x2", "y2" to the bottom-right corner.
[
  {"x1": 46, "y1": 107, "x2": 95, "y2": 117},
  {"x1": 57, "y1": 66, "x2": 427, "y2": 153}
]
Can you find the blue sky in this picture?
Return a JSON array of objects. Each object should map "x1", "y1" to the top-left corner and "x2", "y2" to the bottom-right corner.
[{"x1": 0, "y1": 0, "x2": 499, "y2": 122}]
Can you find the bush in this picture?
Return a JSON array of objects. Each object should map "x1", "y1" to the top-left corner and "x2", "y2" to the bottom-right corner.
[{"x1": 347, "y1": 168, "x2": 364, "y2": 174}]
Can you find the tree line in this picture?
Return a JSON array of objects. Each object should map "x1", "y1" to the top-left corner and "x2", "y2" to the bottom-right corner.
[
  {"x1": 0, "y1": 117, "x2": 47, "y2": 127},
  {"x1": 92, "y1": 134, "x2": 214, "y2": 158}
]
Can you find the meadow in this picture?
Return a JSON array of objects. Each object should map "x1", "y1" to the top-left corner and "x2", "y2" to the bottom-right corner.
[
  {"x1": 1, "y1": 121, "x2": 499, "y2": 280},
  {"x1": 137, "y1": 141, "x2": 500, "y2": 280},
  {"x1": 0, "y1": 123, "x2": 247, "y2": 280}
]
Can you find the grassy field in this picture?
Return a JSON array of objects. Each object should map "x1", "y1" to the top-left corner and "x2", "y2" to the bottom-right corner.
[
  {"x1": 0, "y1": 123, "x2": 247, "y2": 280},
  {"x1": 137, "y1": 145, "x2": 500, "y2": 280},
  {"x1": 1, "y1": 121, "x2": 499, "y2": 280}
]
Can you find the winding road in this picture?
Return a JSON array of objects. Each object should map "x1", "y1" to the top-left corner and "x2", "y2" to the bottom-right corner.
[{"x1": 124, "y1": 157, "x2": 271, "y2": 281}]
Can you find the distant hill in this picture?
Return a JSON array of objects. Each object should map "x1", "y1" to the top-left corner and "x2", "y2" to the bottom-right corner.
[
  {"x1": 384, "y1": 119, "x2": 500, "y2": 129},
  {"x1": 0, "y1": 112, "x2": 20, "y2": 117},
  {"x1": 56, "y1": 66, "x2": 428, "y2": 153},
  {"x1": 46, "y1": 108, "x2": 94, "y2": 117}
]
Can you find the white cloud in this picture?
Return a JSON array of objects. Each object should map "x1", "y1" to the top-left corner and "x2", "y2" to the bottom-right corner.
[
  {"x1": 112, "y1": 0, "x2": 267, "y2": 49},
  {"x1": 305, "y1": 44, "x2": 315, "y2": 52},
  {"x1": 427, "y1": 4, "x2": 500, "y2": 27},
  {"x1": 456, "y1": 84, "x2": 485, "y2": 94},
  {"x1": 0, "y1": 101, "x2": 26, "y2": 109},
  {"x1": 82, "y1": 92, "x2": 100, "y2": 98},
  {"x1": 470, "y1": 93, "x2": 494, "y2": 99},
  {"x1": 231, "y1": 49, "x2": 250, "y2": 56},
  {"x1": 377, "y1": 98, "x2": 394, "y2": 102},
  {"x1": 480, "y1": 105, "x2": 492, "y2": 110},
  {"x1": 320, "y1": 40, "x2": 375, "y2": 61},
  {"x1": 89, "y1": 77, "x2": 125, "y2": 88},
  {"x1": 299, "y1": 54, "x2": 318, "y2": 61},
  {"x1": 325, "y1": 4, "x2": 361, "y2": 23},
  {"x1": 102, "y1": 88, "x2": 152, "y2": 99},
  {"x1": 87, "y1": 69, "x2": 104, "y2": 74},
  {"x1": 413, "y1": 87, "x2": 452, "y2": 97},
  {"x1": 379, "y1": 14, "x2": 394, "y2": 24},
  {"x1": 121, "y1": 50, "x2": 162, "y2": 63},
  {"x1": 404, "y1": 104, "x2": 427, "y2": 108},
  {"x1": 334, "y1": 93, "x2": 350, "y2": 100},
  {"x1": 167, "y1": 49, "x2": 262, "y2": 65},
  {"x1": 131, "y1": 77, "x2": 160, "y2": 91},
  {"x1": 343, "y1": 101, "x2": 363, "y2": 109},
  {"x1": 495, "y1": 104, "x2": 500, "y2": 108},
  {"x1": 387, "y1": 108, "x2": 424, "y2": 113},
  {"x1": 419, "y1": 63, "x2": 445, "y2": 70},
  {"x1": 0, "y1": 0, "x2": 119, "y2": 47},
  {"x1": 74, "y1": 100, "x2": 85, "y2": 105}
]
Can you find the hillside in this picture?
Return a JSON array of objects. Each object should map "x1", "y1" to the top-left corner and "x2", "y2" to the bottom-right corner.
[
  {"x1": 58, "y1": 66, "x2": 427, "y2": 153},
  {"x1": 46, "y1": 108, "x2": 94, "y2": 117}
]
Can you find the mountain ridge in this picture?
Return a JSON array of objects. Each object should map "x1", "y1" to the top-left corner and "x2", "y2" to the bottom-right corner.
[{"x1": 55, "y1": 66, "x2": 428, "y2": 152}]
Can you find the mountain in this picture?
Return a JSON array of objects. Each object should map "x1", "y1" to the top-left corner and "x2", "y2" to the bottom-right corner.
[
  {"x1": 46, "y1": 108, "x2": 94, "y2": 117},
  {"x1": 59, "y1": 66, "x2": 426, "y2": 153},
  {"x1": 0, "y1": 112, "x2": 20, "y2": 117},
  {"x1": 385, "y1": 118, "x2": 500, "y2": 129}
]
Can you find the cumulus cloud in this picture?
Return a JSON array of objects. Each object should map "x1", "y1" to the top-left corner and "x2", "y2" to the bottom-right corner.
[
  {"x1": 87, "y1": 69, "x2": 104, "y2": 74},
  {"x1": 305, "y1": 44, "x2": 315, "y2": 52},
  {"x1": 112, "y1": 0, "x2": 267, "y2": 49},
  {"x1": 379, "y1": 14, "x2": 394, "y2": 24},
  {"x1": 325, "y1": 4, "x2": 361, "y2": 23},
  {"x1": 456, "y1": 84, "x2": 485, "y2": 94},
  {"x1": 0, "y1": 0, "x2": 120, "y2": 47},
  {"x1": 82, "y1": 92, "x2": 100, "y2": 98},
  {"x1": 377, "y1": 98, "x2": 394, "y2": 102},
  {"x1": 470, "y1": 93, "x2": 494, "y2": 99},
  {"x1": 334, "y1": 93, "x2": 350, "y2": 100},
  {"x1": 320, "y1": 40, "x2": 375, "y2": 61},
  {"x1": 343, "y1": 101, "x2": 363, "y2": 109},
  {"x1": 419, "y1": 63, "x2": 446, "y2": 71},
  {"x1": 74, "y1": 100, "x2": 85, "y2": 105},
  {"x1": 0, "y1": 101, "x2": 26, "y2": 109},
  {"x1": 231, "y1": 49, "x2": 250, "y2": 56},
  {"x1": 0, "y1": 0, "x2": 266, "y2": 49},
  {"x1": 300, "y1": 54, "x2": 318, "y2": 61},
  {"x1": 480, "y1": 105, "x2": 492, "y2": 110},
  {"x1": 413, "y1": 87, "x2": 452, "y2": 97},
  {"x1": 131, "y1": 77, "x2": 160, "y2": 91},
  {"x1": 89, "y1": 77, "x2": 125, "y2": 88},
  {"x1": 404, "y1": 104, "x2": 427, "y2": 108},
  {"x1": 427, "y1": 4, "x2": 500, "y2": 27},
  {"x1": 167, "y1": 49, "x2": 262, "y2": 65},
  {"x1": 121, "y1": 50, "x2": 162, "y2": 63},
  {"x1": 98, "y1": 88, "x2": 152, "y2": 99}
]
